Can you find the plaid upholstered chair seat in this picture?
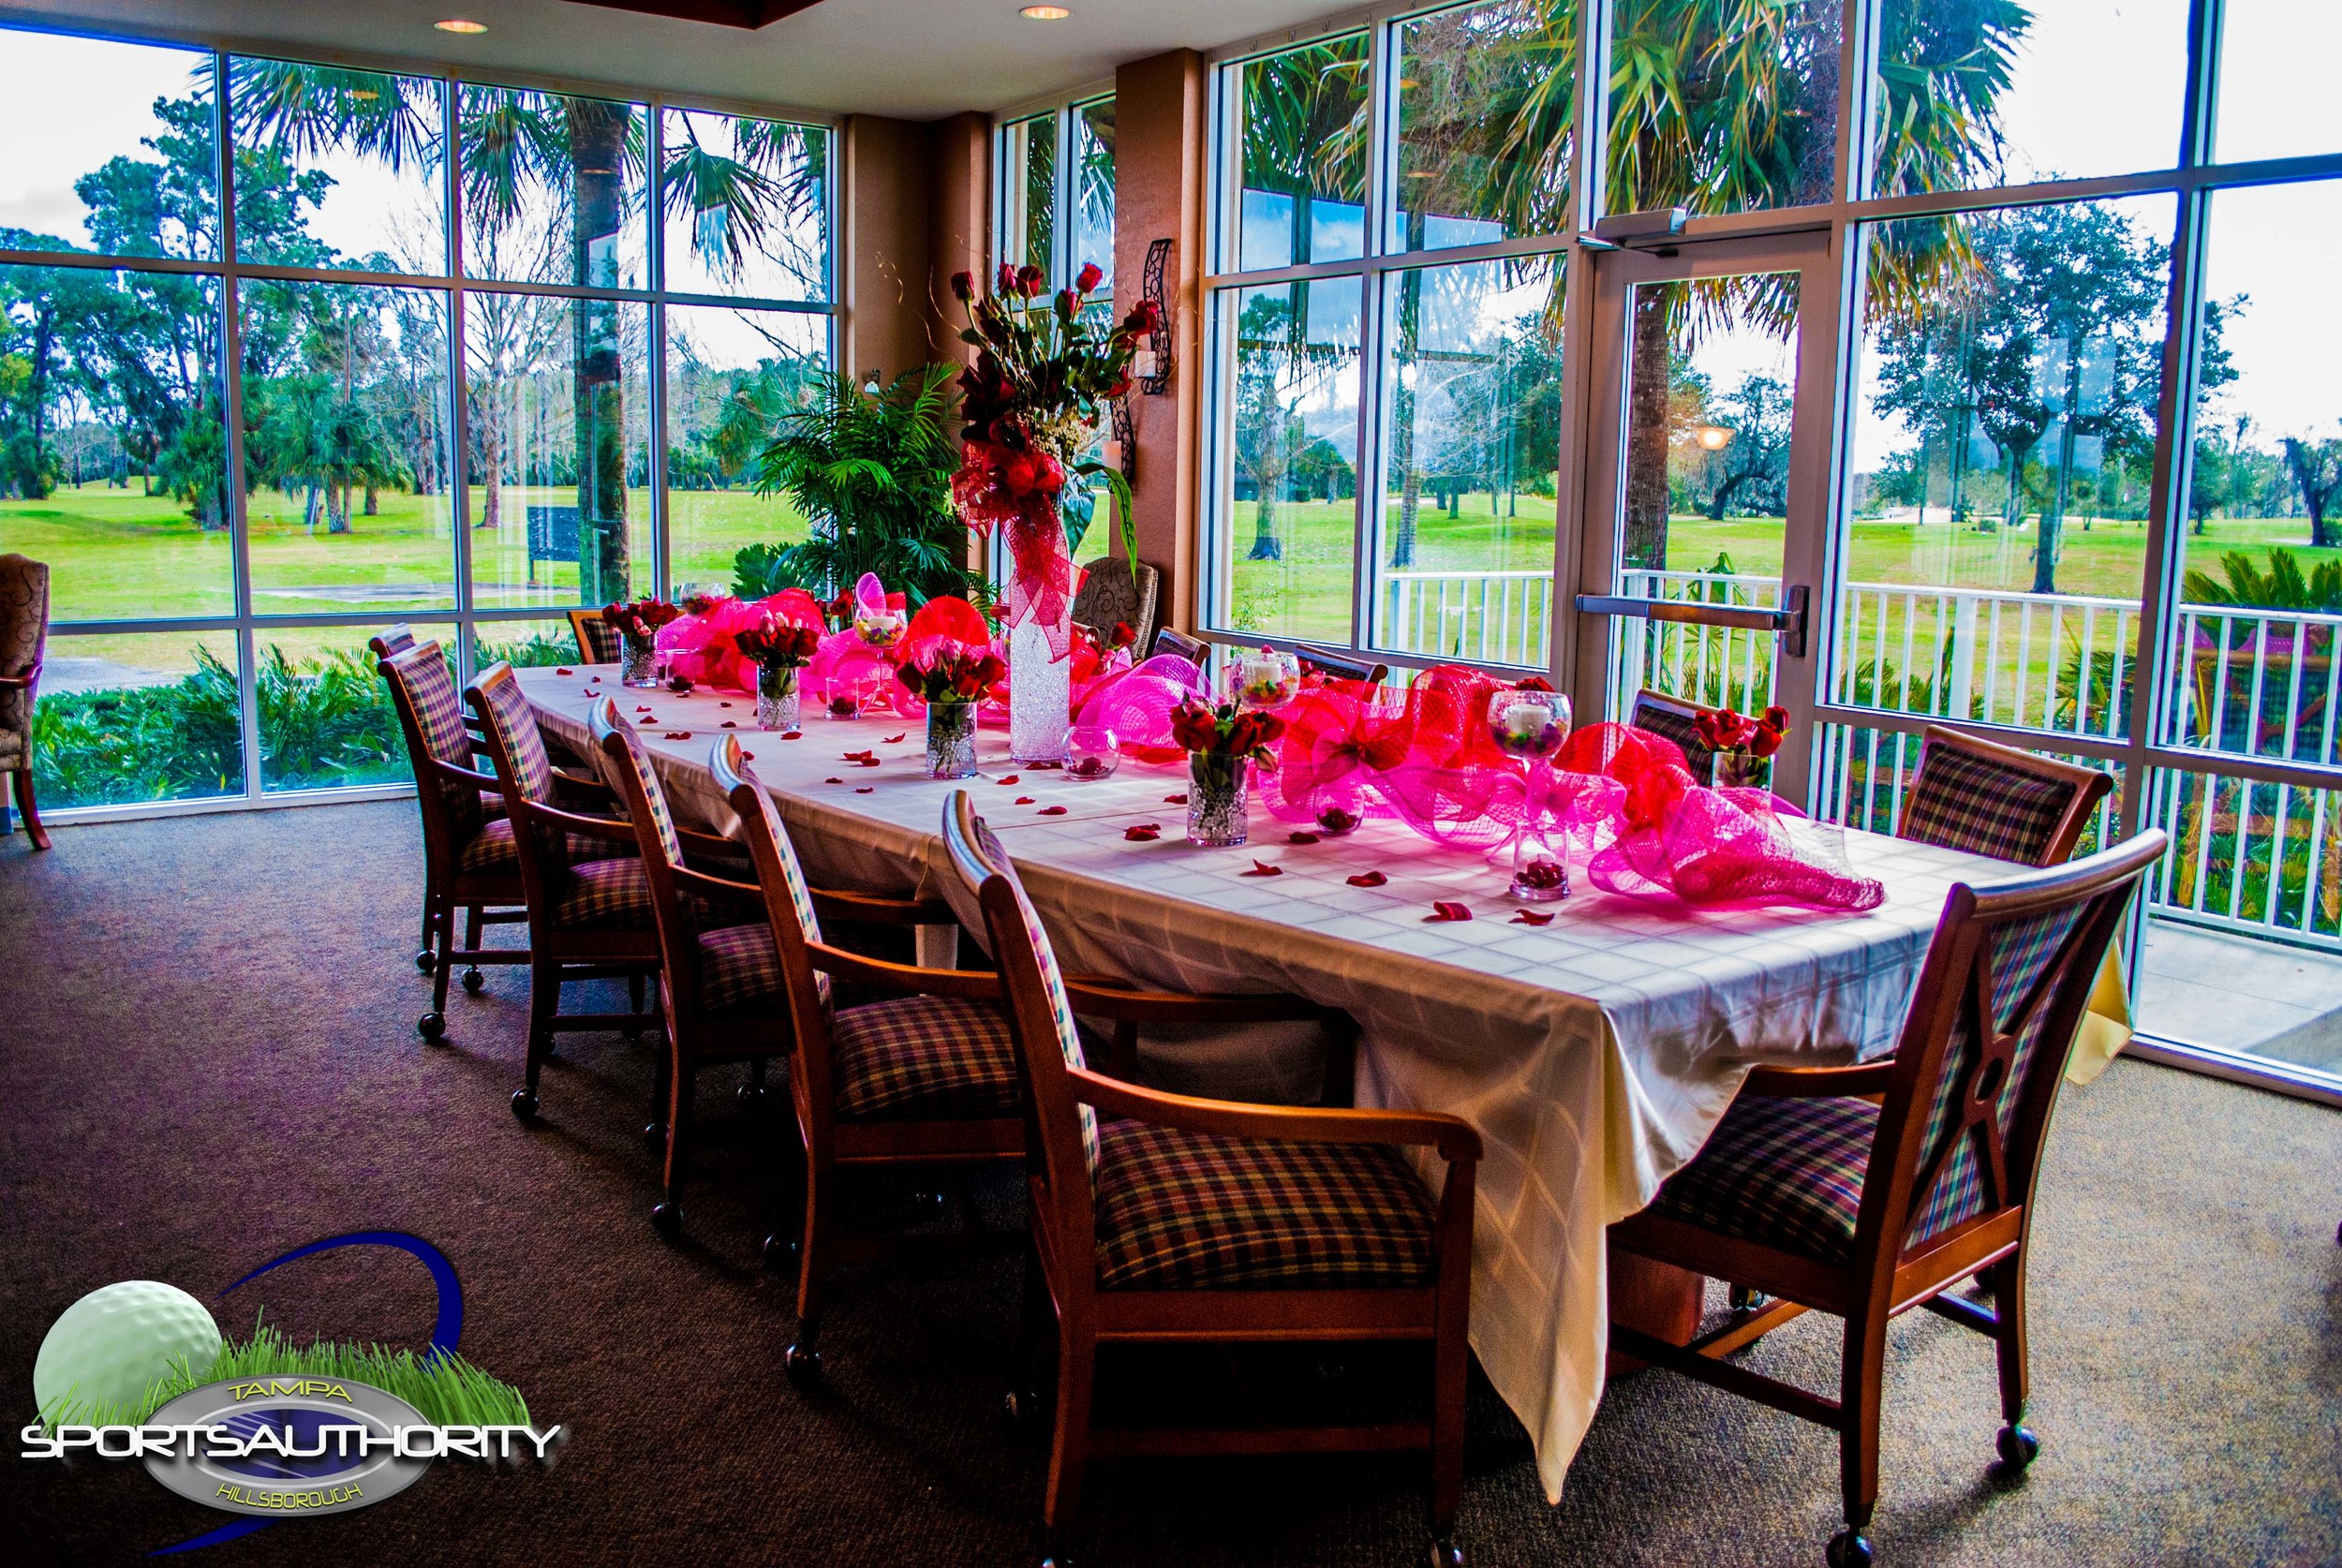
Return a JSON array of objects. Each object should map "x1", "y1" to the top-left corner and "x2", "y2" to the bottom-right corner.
[
  {"x1": 548, "y1": 856, "x2": 720, "y2": 931},
  {"x1": 830, "y1": 995, "x2": 1022, "y2": 1122},
  {"x1": 697, "y1": 924, "x2": 787, "y2": 1016},
  {"x1": 1092, "y1": 1121, "x2": 1438, "y2": 1292},
  {"x1": 1646, "y1": 1093, "x2": 1877, "y2": 1266},
  {"x1": 456, "y1": 817, "x2": 618, "y2": 876}
]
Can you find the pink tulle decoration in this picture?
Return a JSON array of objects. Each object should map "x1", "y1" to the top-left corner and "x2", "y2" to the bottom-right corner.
[
  {"x1": 1069, "y1": 654, "x2": 1208, "y2": 762},
  {"x1": 660, "y1": 591, "x2": 836, "y2": 692}
]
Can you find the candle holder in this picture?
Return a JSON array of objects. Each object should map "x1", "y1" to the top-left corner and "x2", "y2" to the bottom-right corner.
[
  {"x1": 1224, "y1": 648, "x2": 1301, "y2": 710},
  {"x1": 1486, "y1": 687, "x2": 1573, "y2": 901},
  {"x1": 1064, "y1": 725, "x2": 1119, "y2": 782}
]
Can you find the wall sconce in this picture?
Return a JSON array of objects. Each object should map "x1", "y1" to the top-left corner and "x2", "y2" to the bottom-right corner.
[{"x1": 1139, "y1": 237, "x2": 1172, "y2": 394}]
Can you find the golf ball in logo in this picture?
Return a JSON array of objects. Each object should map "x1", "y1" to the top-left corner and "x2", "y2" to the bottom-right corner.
[{"x1": 33, "y1": 1280, "x2": 221, "y2": 1419}]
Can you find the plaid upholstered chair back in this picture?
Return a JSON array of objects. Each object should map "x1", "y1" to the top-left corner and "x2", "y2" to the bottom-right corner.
[
  {"x1": 467, "y1": 661, "x2": 572, "y2": 883},
  {"x1": 378, "y1": 641, "x2": 484, "y2": 851},
  {"x1": 943, "y1": 790, "x2": 1101, "y2": 1196},
  {"x1": 1629, "y1": 688, "x2": 1713, "y2": 780},
  {"x1": 1900, "y1": 726, "x2": 2113, "y2": 866},
  {"x1": 711, "y1": 734, "x2": 835, "y2": 1044},
  {"x1": 0, "y1": 553, "x2": 50, "y2": 743},
  {"x1": 568, "y1": 609, "x2": 622, "y2": 666},
  {"x1": 1865, "y1": 831, "x2": 2163, "y2": 1265},
  {"x1": 591, "y1": 699, "x2": 700, "y2": 983}
]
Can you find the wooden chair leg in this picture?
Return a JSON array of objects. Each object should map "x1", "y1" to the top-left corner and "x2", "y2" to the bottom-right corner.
[
  {"x1": 419, "y1": 897, "x2": 456, "y2": 1042},
  {"x1": 1832, "y1": 1312, "x2": 1888, "y2": 1567},
  {"x1": 1321, "y1": 1013, "x2": 1359, "y2": 1107},
  {"x1": 626, "y1": 970, "x2": 648, "y2": 1040},
  {"x1": 1428, "y1": 1302, "x2": 1468, "y2": 1557},
  {"x1": 460, "y1": 907, "x2": 486, "y2": 993},
  {"x1": 1987, "y1": 1252, "x2": 2039, "y2": 1472},
  {"x1": 1041, "y1": 1320, "x2": 1096, "y2": 1561},
  {"x1": 651, "y1": 1054, "x2": 693, "y2": 1235},
  {"x1": 785, "y1": 1149, "x2": 831, "y2": 1385},
  {"x1": 511, "y1": 959, "x2": 559, "y2": 1119},
  {"x1": 14, "y1": 763, "x2": 50, "y2": 851},
  {"x1": 416, "y1": 874, "x2": 438, "y2": 972}
]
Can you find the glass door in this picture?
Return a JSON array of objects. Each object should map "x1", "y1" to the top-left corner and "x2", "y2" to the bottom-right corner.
[{"x1": 1570, "y1": 230, "x2": 1838, "y2": 801}]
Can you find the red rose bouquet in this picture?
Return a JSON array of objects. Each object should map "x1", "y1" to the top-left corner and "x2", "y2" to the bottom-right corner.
[
  {"x1": 601, "y1": 597, "x2": 681, "y2": 647},
  {"x1": 734, "y1": 616, "x2": 822, "y2": 673},
  {"x1": 1170, "y1": 700, "x2": 1286, "y2": 765},
  {"x1": 1174, "y1": 698, "x2": 1285, "y2": 848},
  {"x1": 1694, "y1": 703, "x2": 1791, "y2": 791},
  {"x1": 897, "y1": 642, "x2": 1008, "y2": 707}
]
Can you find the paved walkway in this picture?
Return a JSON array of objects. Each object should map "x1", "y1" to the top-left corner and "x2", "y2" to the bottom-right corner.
[{"x1": 2138, "y1": 917, "x2": 2342, "y2": 1072}]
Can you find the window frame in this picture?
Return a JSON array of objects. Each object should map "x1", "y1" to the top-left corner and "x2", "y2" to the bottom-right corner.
[{"x1": 0, "y1": 18, "x2": 839, "y2": 821}]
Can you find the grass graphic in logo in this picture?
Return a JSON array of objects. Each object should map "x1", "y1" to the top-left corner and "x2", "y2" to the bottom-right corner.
[{"x1": 37, "y1": 1310, "x2": 528, "y2": 1431}]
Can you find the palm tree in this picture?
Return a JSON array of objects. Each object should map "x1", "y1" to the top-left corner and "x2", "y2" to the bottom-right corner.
[{"x1": 220, "y1": 61, "x2": 823, "y2": 601}]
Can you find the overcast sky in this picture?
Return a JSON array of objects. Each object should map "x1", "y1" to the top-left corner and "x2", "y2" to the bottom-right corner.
[{"x1": 1, "y1": 7, "x2": 2336, "y2": 459}]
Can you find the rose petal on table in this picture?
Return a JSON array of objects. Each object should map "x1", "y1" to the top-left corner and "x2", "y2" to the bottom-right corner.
[
  {"x1": 556, "y1": 667, "x2": 573, "y2": 675},
  {"x1": 859, "y1": 758, "x2": 881, "y2": 768},
  {"x1": 882, "y1": 733, "x2": 906, "y2": 744},
  {"x1": 1038, "y1": 806, "x2": 1067, "y2": 816},
  {"x1": 637, "y1": 717, "x2": 658, "y2": 726},
  {"x1": 843, "y1": 749, "x2": 876, "y2": 762},
  {"x1": 854, "y1": 786, "x2": 874, "y2": 794},
  {"x1": 999, "y1": 775, "x2": 1021, "y2": 786},
  {"x1": 719, "y1": 701, "x2": 733, "y2": 708},
  {"x1": 1164, "y1": 792, "x2": 1189, "y2": 805},
  {"x1": 1241, "y1": 860, "x2": 1283, "y2": 877},
  {"x1": 719, "y1": 721, "x2": 736, "y2": 729},
  {"x1": 1345, "y1": 871, "x2": 1388, "y2": 888},
  {"x1": 662, "y1": 732, "x2": 692, "y2": 740},
  {"x1": 1287, "y1": 831, "x2": 1321, "y2": 845},
  {"x1": 740, "y1": 751, "x2": 755, "y2": 760},
  {"x1": 1123, "y1": 824, "x2": 1161, "y2": 841},
  {"x1": 825, "y1": 777, "x2": 845, "y2": 785},
  {"x1": 781, "y1": 731, "x2": 802, "y2": 740},
  {"x1": 1427, "y1": 901, "x2": 1473, "y2": 922},
  {"x1": 1511, "y1": 910, "x2": 1556, "y2": 926},
  {"x1": 1015, "y1": 796, "x2": 1035, "y2": 806}
]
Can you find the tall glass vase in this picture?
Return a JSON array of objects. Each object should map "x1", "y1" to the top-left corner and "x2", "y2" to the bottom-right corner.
[
  {"x1": 756, "y1": 664, "x2": 800, "y2": 732},
  {"x1": 926, "y1": 700, "x2": 979, "y2": 779},
  {"x1": 1008, "y1": 612, "x2": 1072, "y2": 767},
  {"x1": 1187, "y1": 752, "x2": 1251, "y2": 847}
]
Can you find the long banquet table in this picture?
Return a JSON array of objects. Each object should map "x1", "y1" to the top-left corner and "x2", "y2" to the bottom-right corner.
[{"x1": 520, "y1": 664, "x2": 2128, "y2": 1501}]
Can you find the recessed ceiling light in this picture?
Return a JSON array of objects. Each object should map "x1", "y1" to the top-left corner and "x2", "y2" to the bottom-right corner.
[
  {"x1": 434, "y1": 18, "x2": 488, "y2": 34},
  {"x1": 1020, "y1": 6, "x2": 1072, "y2": 19}
]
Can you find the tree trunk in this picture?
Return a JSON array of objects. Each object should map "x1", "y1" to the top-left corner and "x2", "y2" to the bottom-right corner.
[
  {"x1": 363, "y1": 482, "x2": 379, "y2": 516},
  {"x1": 1623, "y1": 286, "x2": 1674, "y2": 571},
  {"x1": 328, "y1": 481, "x2": 351, "y2": 535},
  {"x1": 1248, "y1": 495, "x2": 1282, "y2": 561},
  {"x1": 568, "y1": 100, "x2": 633, "y2": 604},
  {"x1": 1391, "y1": 377, "x2": 1420, "y2": 570}
]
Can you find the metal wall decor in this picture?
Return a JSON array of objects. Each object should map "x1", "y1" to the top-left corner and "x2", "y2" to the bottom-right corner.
[{"x1": 1140, "y1": 237, "x2": 1173, "y2": 394}]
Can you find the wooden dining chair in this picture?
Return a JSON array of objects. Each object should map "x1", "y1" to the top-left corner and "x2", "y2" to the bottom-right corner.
[
  {"x1": 589, "y1": 704, "x2": 787, "y2": 1234},
  {"x1": 942, "y1": 789, "x2": 1482, "y2": 1568},
  {"x1": 373, "y1": 636, "x2": 528, "y2": 1039},
  {"x1": 1297, "y1": 643, "x2": 1390, "y2": 688},
  {"x1": 1607, "y1": 829, "x2": 2167, "y2": 1568},
  {"x1": 710, "y1": 734, "x2": 1029, "y2": 1380},
  {"x1": 1899, "y1": 725, "x2": 2114, "y2": 866},
  {"x1": 0, "y1": 552, "x2": 52, "y2": 850},
  {"x1": 1148, "y1": 627, "x2": 1209, "y2": 668},
  {"x1": 568, "y1": 607, "x2": 622, "y2": 665},
  {"x1": 1628, "y1": 687, "x2": 1716, "y2": 780},
  {"x1": 467, "y1": 661, "x2": 663, "y2": 1114}
]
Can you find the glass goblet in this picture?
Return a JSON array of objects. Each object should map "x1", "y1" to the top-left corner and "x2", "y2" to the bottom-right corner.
[{"x1": 1486, "y1": 688, "x2": 1574, "y2": 901}]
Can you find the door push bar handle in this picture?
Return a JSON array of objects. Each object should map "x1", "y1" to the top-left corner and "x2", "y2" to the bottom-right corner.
[{"x1": 1576, "y1": 584, "x2": 1808, "y2": 658}]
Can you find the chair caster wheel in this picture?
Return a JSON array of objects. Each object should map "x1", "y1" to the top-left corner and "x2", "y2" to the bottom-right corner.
[
  {"x1": 416, "y1": 949, "x2": 437, "y2": 974},
  {"x1": 1826, "y1": 1529, "x2": 1874, "y2": 1567},
  {"x1": 461, "y1": 967, "x2": 485, "y2": 994},
  {"x1": 1727, "y1": 1283, "x2": 1768, "y2": 1313},
  {"x1": 650, "y1": 1202, "x2": 683, "y2": 1237},
  {"x1": 1995, "y1": 1423, "x2": 2039, "y2": 1472},
  {"x1": 784, "y1": 1343, "x2": 821, "y2": 1388},
  {"x1": 418, "y1": 1012, "x2": 447, "y2": 1042},
  {"x1": 510, "y1": 1088, "x2": 539, "y2": 1121},
  {"x1": 622, "y1": 1025, "x2": 646, "y2": 1043},
  {"x1": 737, "y1": 1081, "x2": 766, "y2": 1105},
  {"x1": 643, "y1": 1121, "x2": 667, "y2": 1153},
  {"x1": 762, "y1": 1233, "x2": 797, "y2": 1270},
  {"x1": 1002, "y1": 1387, "x2": 1047, "y2": 1430},
  {"x1": 1427, "y1": 1536, "x2": 1464, "y2": 1568}
]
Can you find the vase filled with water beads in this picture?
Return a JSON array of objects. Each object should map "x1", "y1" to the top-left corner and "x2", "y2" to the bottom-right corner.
[
  {"x1": 1486, "y1": 681, "x2": 1573, "y2": 901},
  {"x1": 1224, "y1": 647, "x2": 1301, "y2": 711}
]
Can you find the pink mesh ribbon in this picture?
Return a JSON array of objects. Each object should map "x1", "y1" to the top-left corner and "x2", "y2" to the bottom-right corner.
[
  {"x1": 1069, "y1": 654, "x2": 1209, "y2": 762},
  {"x1": 954, "y1": 440, "x2": 1075, "y2": 657},
  {"x1": 658, "y1": 590, "x2": 823, "y2": 692},
  {"x1": 1246, "y1": 663, "x2": 1882, "y2": 910}
]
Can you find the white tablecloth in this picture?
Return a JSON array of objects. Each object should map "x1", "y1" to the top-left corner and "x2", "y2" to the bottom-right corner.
[{"x1": 520, "y1": 666, "x2": 2072, "y2": 1501}]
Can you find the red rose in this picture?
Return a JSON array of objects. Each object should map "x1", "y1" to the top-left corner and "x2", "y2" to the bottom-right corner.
[
  {"x1": 1109, "y1": 622, "x2": 1135, "y2": 649},
  {"x1": 996, "y1": 261, "x2": 1019, "y2": 295},
  {"x1": 1761, "y1": 705, "x2": 1790, "y2": 733},
  {"x1": 1001, "y1": 450, "x2": 1043, "y2": 496},
  {"x1": 951, "y1": 270, "x2": 975, "y2": 302},
  {"x1": 1075, "y1": 260, "x2": 1104, "y2": 293},
  {"x1": 1016, "y1": 263, "x2": 1046, "y2": 297}
]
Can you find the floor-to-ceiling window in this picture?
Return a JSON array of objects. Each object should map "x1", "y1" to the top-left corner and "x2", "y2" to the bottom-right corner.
[
  {"x1": 1200, "y1": 0, "x2": 2342, "y2": 1101},
  {"x1": 0, "y1": 23, "x2": 833, "y2": 814}
]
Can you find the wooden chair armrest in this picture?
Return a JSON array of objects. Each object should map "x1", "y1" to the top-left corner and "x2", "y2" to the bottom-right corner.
[
  {"x1": 550, "y1": 769, "x2": 615, "y2": 808},
  {"x1": 0, "y1": 669, "x2": 37, "y2": 689},
  {"x1": 518, "y1": 800, "x2": 638, "y2": 848},
  {"x1": 1740, "y1": 1060, "x2": 1895, "y2": 1099},
  {"x1": 1070, "y1": 1066, "x2": 1482, "y2": 1162},
  {"x1": 809, "y1": 889, "x2": 958, "y2": 927},
  {"x1": 678, "y1": 824, "x2": 750, "y2": 861},
  {"x1": 671, "y1": 864, "x2": 763, "y2": 910},
  {"x1": 422, "y1": 756, "x2": 502, "y2": 793},
  {"x1": 1060, "y1": 977, "x2": 1327, "y2": 1027},
  {"x1": 806, "y1": 941, "x2": 1002, "y2": 1000}
]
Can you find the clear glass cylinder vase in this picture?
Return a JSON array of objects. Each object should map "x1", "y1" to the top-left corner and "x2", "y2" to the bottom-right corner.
[
  {"x1": 619, "y1": 639, "x2": 659, "y2": 688},
  {"x1": 1007, "y1": 614, "x2": 1072, "y2": 767},
  {"x1": 926, "y1": 700, "x2": 979, "y2": 779},
  {"x1": 1711, "y1": 748, "x2": 1772, "y2": 792},
  {"x1": 756, "y1": 665, "x2": 800, "y2": 732},
  {"x1": 1186, "y1": 752, "x2": 1251, "y2": 847}
]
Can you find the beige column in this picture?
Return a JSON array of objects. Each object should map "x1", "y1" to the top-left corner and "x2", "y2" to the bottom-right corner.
[
  {"x1": 837, "y1": 113, "x2": 932, "y2": 384},
  {"x1": 1111, "y1": 49, "x2": 1208, "y2": 634}
]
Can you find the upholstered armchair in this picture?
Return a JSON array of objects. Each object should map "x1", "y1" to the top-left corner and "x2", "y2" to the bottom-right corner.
[
  {"x1": 1070, "y1": 555, "x2": 1160, "y2": 655},
  {"x1": 0, "y1": 554, "x2": 51, "y2": 850}
]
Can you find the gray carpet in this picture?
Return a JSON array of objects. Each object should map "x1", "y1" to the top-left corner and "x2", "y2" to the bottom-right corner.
[{"x1": 1, "y1": 802, "x2": 2336, "y2": 1566}]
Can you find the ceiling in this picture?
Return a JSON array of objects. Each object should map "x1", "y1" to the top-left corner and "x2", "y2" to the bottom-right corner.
[{"x1": 0, "y1": 0, "x2": 1350, "y2": 119}]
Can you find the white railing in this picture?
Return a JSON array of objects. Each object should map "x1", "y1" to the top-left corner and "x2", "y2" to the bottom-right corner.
[
  {"x1": 1383, "y1": 562, "x2": 2342, "y2": 952},
  {"x1": 1381, "y1": 570, "x2": 1555, "y2": 669}
]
